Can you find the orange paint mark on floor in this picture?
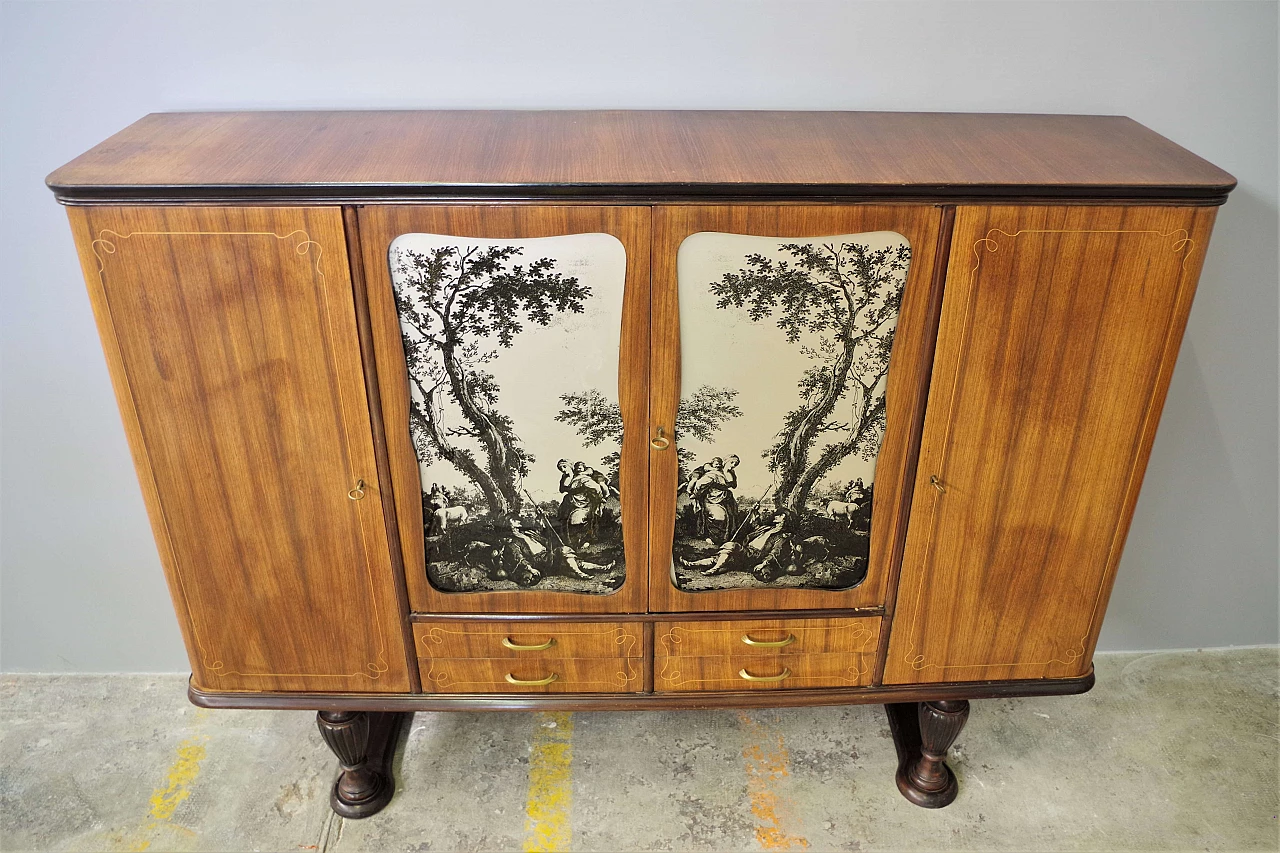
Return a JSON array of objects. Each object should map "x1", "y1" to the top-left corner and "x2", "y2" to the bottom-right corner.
[{"x1": 738, "y1": 711, "x2": 810, "y2": 851}]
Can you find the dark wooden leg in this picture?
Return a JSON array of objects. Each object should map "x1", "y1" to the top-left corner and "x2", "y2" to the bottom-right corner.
[
  {"x1": 316, "y1": 710, "x2": 410, "y2": 819},
  {"x1": 886, "y1": 699, "x2": 970, "y2": 808}
]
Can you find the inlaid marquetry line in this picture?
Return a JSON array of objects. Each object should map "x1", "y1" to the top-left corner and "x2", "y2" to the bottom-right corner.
[
  {"x1": 902, "y1": 226, "x2": 1197, "y2": 674},
  {"x1": 657, "y1": 622, "x2": 876, "y2": 688},
  {"x1": 90, "y1": 228, "x2": 390, "y2": 682},
  {"x1": 421, "y1": 625, "x2": 640, "y2": 658}
]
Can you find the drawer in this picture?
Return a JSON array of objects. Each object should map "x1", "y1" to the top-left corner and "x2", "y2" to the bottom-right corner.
[
  {"x1": 422, "y1": 656, "x2": 643, "y2": 694},
  {"x1": 655, "y1": 652, "x2": 875, "y2": 692},
  {"x1": 655, "y1": 617, "x2": 880, "y2": 659},
  {"x1": 414, "y1": 621, "x2": 643, "y2": 660}
]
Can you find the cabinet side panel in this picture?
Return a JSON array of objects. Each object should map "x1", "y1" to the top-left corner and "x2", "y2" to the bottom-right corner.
[
  {"x1": 67, "y1": 206, "x2": 411, "y2": 693},
  {"x1": 884, "y1": 205, "x2": 1216, "y2": 684}
]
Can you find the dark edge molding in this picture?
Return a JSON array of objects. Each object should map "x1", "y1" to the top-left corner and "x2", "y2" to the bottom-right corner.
[
  {"x1": 189, "y1": 667, "x2": 1094, "y2": 712},
  {"x1": 50, "y1": 184, "x2": 1234, "y2": 207},
  {"x1": 341, "y1": 205, "x2": 422, "y2": 693}
]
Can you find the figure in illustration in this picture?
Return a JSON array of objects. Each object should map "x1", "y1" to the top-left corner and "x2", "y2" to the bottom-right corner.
[
  {"x1": 672, "y1": 231, "x2": 912, "y2": 592},
  {"x1": 390, "y1": 232, "x2": 628, "y2": 595},
  {"x1": 685, "y1": 454, "x2": 739, "y2": 543},
  {"x1": 677, "y1": 508, "x2": 826, "y2": 582},
  {"x1": 558, "y1": 459, "x2": 612, "y2": 549},
  {"x1": 490, "y1": 517, "x2": 615, "y2": 588}
]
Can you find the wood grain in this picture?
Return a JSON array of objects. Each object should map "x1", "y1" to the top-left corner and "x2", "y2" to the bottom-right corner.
[
  {"x1": 655, "y1": 651, "x2": 878, "y2": 692},
  {"x1": 342, "y1": 206, "x2": 422, "y2": 692},
  {"x1": 47, "y1": 111, "x2": 1235, "y2": 202},
  {"x1": 413, "y1": 621, "x2": 643, "y2": 660},
  {"x1": 650, "y1": 205, "x2": 945, "y2": 613},
  {"x1": 656, "y1": 617, "x2": 881, "y2": 659},
  {"x1": 883, "y1": 205, "x2": 1217, "y2": 684},
  {"x1": 357, "y1": 205, "x2": 651, "y2": 614},
  {"x1": 421, "y1": 656, "x2": 643, "y2": 694},
  {"x1": 66, "y1": 206, "x2": 412, "y2": 693}
]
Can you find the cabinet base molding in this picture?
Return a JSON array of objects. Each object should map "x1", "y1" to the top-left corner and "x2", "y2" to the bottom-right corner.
[{"x1": 189, "y1": 669, "x2": 1092, "y2": 712}]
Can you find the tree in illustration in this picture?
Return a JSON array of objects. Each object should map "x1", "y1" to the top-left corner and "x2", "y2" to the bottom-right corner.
[
  {"x1": 556, "y1": 385, "x2": 742, "y2": 482},
  {"x1": 393, "y1": 244, "x2": 590, "y2": 519},
  {"x1": 711, "y1": 240, "x2": 911, "y2": 515}
]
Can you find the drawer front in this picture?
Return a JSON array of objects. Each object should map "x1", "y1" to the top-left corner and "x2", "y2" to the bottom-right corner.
[
  {"x1": 656, "y1": 618, "x2": 880, "y2": 659},
  {"x1": 656, "y1": 652, "x2": 875, "y2": 692},
  {"x1": 422, "y1": 656, "x2": 642, "y2": 694},
  {"x1": 414, "y1": 621, "x2": 643, "y2": 660}
]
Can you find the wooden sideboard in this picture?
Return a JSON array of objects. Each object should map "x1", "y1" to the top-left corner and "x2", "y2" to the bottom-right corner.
[{"x1": 48, "y1": 110, "x2": 1234, "y2": 815}]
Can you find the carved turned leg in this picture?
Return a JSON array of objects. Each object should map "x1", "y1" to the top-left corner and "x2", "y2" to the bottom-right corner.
[
  {"x1": 885, "y1": 700, "x2": 970, "y2": 808},
  {"x1": 316, "y1": 711, "x2": 410, "y2": 819}
]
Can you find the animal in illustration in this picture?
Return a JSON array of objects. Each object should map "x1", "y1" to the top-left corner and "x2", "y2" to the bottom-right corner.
[{"x1": 826, "y1": 500, "x2": 863, "y2": 528}]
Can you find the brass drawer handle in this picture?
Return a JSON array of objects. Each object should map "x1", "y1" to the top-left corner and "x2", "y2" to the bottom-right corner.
[
  {"x1": 502, "y1": 637, "x2": 556, "y2": 651},
  {"x1": 505, "y1": 672, "x2": 558, "y2": 686},
  {"x1": 650, "y1": 426, "x2": 670, "y2": 450},
  {"x1": 741, "y1": 633, "x2": 797, "y2": 648},
  {"x1": 739, "y1": 667, "x2": 792, "y2": 682}
]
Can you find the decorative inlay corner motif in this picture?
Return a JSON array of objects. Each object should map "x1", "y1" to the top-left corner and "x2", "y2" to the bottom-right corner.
[
  {"x1": 903, "y1": 225, "x2": 1196, "y2": 677},
  {"x1": 91, "y1": 227, "x2": 389, "y2": 684},
  {"x1": 657, "y1": 622, "x2": 876, "y2": 688}
]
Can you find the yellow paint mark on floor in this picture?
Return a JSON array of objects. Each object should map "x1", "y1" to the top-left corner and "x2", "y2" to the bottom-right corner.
[
  {"x1": 524, "y1": 711, "x2": 574, "y2": 852},
  {"x1": 739, "y1": 711, "x2": 810, "y2": 851},
  {"x1": 111, "y1": 710, "x2": 210, "y2": 852}
]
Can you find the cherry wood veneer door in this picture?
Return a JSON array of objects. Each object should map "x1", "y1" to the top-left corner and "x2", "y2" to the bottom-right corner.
[
  {"x1": 357, "y1": 206, "x2": 650, "y2": 614},
  {"x1": 650, "y1": 205, "x2": 946, "y2": 613},
  {"x1": 883, "y1": 205, "x2": 1218, "y2": 685},
  {"x1": 67, "y1": 206, "x2": 413, "y2": 693}
]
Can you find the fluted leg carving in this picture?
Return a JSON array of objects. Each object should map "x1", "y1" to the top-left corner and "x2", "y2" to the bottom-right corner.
[
  {"x1": 885, "y1": 700, "x2": 970, "y2": 808},
  {"x1": 316, "y1": 711, "x2": 409, "y2": 819}
]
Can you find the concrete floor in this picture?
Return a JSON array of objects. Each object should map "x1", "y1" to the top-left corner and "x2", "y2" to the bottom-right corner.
[{"x1": 1, "y1": 648, "x2": 1276, "y2": 853}]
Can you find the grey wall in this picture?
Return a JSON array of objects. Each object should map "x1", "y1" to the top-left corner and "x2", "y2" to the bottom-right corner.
[{"x1": 2, "y1": 0, "x2": 1276, "y2": 671}]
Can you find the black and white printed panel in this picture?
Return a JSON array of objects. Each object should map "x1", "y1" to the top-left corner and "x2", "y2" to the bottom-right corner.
[
  {"x1": 673, "y1": 231, "x2": 912, "y2": 592},
  {"x1": 388, "y1": 232, "x2": 626, "y2": 595}
]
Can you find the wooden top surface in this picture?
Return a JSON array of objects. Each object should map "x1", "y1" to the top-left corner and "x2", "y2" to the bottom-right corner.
[{"x1": 47, "y1": 110, "x2": 1236, "y2": 202}]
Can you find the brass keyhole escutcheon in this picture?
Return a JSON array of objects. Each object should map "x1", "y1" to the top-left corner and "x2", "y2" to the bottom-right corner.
[
  {"x1": 651, "y1": 426, "x2": 670, "y2": 450},
  {"x1": 348, "y1": 479, "x2": 366, "y2": 501}
]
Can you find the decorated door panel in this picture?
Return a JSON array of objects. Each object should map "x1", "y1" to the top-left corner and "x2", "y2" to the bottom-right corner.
[
  {"x1": 359, "y1": 206, "x2": 650, "y2": 614},
  {"x1": 650, "y1": 206, "x2": 946, "y2": 613}
]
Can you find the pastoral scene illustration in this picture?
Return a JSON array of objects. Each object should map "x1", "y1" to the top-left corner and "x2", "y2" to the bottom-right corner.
[
  {"x1": 389, "y1": 232, "x2": 628, "y2": 595},
  {"x1": 670, "y1": 231, "x2": 913, "y2": 592}
]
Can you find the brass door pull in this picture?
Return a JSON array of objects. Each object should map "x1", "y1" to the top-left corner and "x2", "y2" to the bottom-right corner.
[
  {"x1": 348, "y1": 479, "x2": 366, "y2": 501},
  {"x1": 505, "y1": 672, "x2": 558, "y2": 686},
  {"x1": 502, "y1": 637, "x2": 556, "y2": 651},
  {"x1": 741, "y1": 633, "x2": 797, "y2": 648},
  {"x1": 650, "y1": 426, "x2": 670, "y2": 450},
  {"x1": 738, "y1": 667, "x2": 792, "y2": 682}
]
